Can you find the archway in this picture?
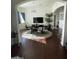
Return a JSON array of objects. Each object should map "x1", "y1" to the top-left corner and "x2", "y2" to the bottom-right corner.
[{"x1": 52, "y1": 2, "x2": 66, "y2": 46}]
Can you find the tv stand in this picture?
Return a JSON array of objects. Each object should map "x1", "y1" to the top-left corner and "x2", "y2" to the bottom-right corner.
[{"x1": 31, "y1": 24, "x2": 47, "y2": 33}]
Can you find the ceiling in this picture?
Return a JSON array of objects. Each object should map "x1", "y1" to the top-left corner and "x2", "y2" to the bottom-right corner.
[{"x1": 18, "y1": 0, "x2": 64, "y2": 8}]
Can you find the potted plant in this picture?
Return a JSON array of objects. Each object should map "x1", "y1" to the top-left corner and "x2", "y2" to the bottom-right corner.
[
  {"x1": 45, "y1": 13, "x2": 53, "y2": 31},
  {"x1": 45, "y1": 13, "x2": 53, "y2": 24}
]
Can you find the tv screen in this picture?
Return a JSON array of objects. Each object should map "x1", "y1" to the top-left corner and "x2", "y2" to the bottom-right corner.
[{"x1": 33, "y1": 17, "x2": 43, "y2": 23}]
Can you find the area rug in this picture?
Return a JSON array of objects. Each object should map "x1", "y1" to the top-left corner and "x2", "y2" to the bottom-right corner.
[
  {"x1": 21, "y1": 30, "x2": 52, "y2": 44},
  {"x1": 22, "y1": 33, "x2": 47, "y2": 44},
  {"x1": 21, "y1": 30, "x2": 48, "y2": 44}
]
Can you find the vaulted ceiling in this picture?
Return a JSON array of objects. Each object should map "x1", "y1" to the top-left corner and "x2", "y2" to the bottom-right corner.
[{"x1": 18, "y1": 0, "x2": 64, "y2": 8}]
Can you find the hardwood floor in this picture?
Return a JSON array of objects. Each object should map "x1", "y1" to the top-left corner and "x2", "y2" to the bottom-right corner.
[{"x1": 11, "y1": 29, "x2": 67, "y2": 59}]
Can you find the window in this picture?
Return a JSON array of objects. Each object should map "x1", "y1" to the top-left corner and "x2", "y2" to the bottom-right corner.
[
  {"x1": 17, "y1": 12, "x2": 25, "y2": 24},
  {"x1": 59, "y1": 12, "x2": 64, "y2": 20}
]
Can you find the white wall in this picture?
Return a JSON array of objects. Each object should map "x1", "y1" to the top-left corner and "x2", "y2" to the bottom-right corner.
[
  {"x1": 25, "y1": 6, "x2": 53, "y2": 26},
  {"x1": 11, "y1": 0, "x2": 18, "y2": 32},
  {"x1": 18, "y1": 5, "x2": 54, "y2": 26},
  {"x1": 52, "y1": 1, "x2": 66, "y2": 12},
  {"x1": 62, "y1": 2, "x2": 66, "y2": 47},
  {"x1": 61, "y1": 4, "x2": 67, "y2": 46}
]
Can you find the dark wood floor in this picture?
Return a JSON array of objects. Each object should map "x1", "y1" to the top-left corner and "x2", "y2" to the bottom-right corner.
[{"x1": 11, "y1": 29, "x2": 67, "y2": 59}]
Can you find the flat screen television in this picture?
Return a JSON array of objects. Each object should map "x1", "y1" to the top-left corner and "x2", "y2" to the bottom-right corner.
[{"x1": 33, "y1": 17, "x2": 43, "y2": 23}]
